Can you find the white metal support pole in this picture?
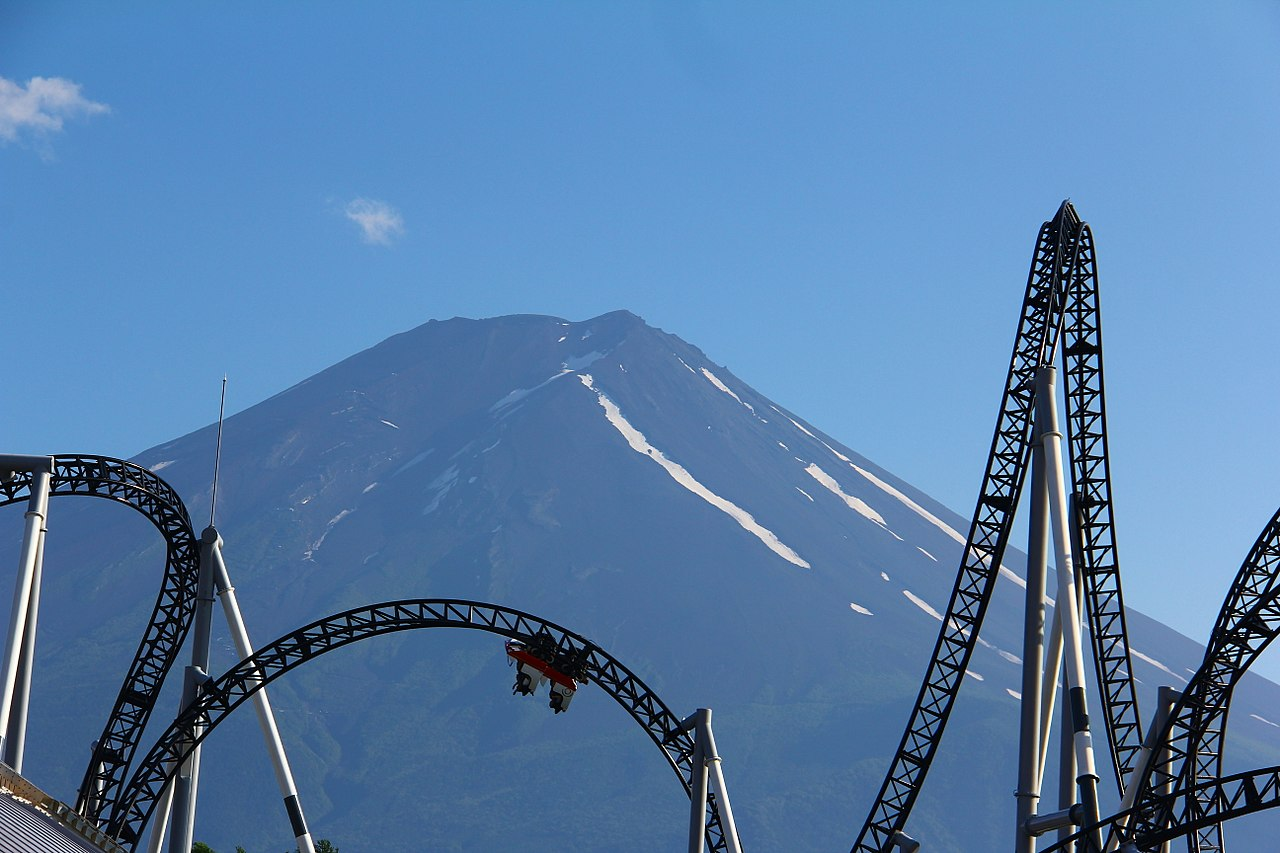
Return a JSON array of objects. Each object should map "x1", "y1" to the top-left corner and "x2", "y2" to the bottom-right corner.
[
  {"x1": 166, "y1": 528, "x2": 218, "y2": 853},
  {"x1": 695, "y1": 708, "x2": 743, "y2": 853},
  {"x1": 1015, "y1": 433, "x2": 1051, "y2": 853},
  {"x1": 7, "y1": 524, "x2": 46, "y2": 772},
  {"x1": 207, "y1": 531, "x2": 316, "y2": 853},
  {"x1": 0, "y1": 457, "x2": 52, "y2": 768},
  {"x1": 1036, "y1": 366, "x2": 1103, "y2": 852},
  {"x1": 145, "y1": 778, "x2": 176, "y2": 853}
]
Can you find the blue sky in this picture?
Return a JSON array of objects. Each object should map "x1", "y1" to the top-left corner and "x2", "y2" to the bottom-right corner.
[{"x1": 4, "y1": 3, "x2": 1280, "y2": 675}]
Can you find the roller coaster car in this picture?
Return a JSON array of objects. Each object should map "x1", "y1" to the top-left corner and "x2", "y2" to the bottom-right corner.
[{"x1": 506, "y1": 640, "x2": 578, "y2": 712}]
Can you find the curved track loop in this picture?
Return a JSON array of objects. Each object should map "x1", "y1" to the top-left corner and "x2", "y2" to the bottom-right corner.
[
  {"x1": 1124, "y1": 508, "x2": 1280, "y2": 851},
  {"x1": 1060, "y1": 224, "x2": 1145, "y2": 792},
  {"x1": 1041, "y1": 764, "x2": 1280, "y2": 853},
  {"x1": 0, "y1": 455, "x2": 198, "y2": 824},
  {"x1": 104, "y1": 599, "x2": 733, "y2": 851},
  {"x1": 850, "y1": 203, "x2": 1081, "y2": 852}
]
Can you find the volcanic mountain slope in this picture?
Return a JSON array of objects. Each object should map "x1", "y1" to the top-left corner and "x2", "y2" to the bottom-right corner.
[{"x1": 8, "y1": 310, "x2": 1280, "y2": 851}]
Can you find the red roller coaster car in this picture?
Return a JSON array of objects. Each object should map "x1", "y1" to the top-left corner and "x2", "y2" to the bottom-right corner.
[{"x1": 506, "y1": 640, "x2": 579, "y2": 713}]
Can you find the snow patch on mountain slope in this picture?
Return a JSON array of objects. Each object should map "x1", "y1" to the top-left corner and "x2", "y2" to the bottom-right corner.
[
  {"x1": 700, "y1": 368, "x2": 757, "y2": 416},
  {"x1": 918, "y1": 547, "x2": 938, "y2": 561},
  {"x1": 904, "y1": 589, "x2": 943, "y2": 620},
  {"x1": 579, "y1": 374, "x2": 810, "y2": 569},
  {"x1": 304, "y1": 509, "x2": 356, "y2": 560},
  {"x1": 850, "y1": 462, "x2": 1034, "y2": 594},
  {"x1": 491, "y1": 371, "x2": 572, "y2": 412},
  {"x1": 491, "y1": 352, "x2": 610, "y2": 415},
  {"x1": 563, "y1": 350, "x2": 607, "y2": 371},
  {"x1": 849, "y1": 602, "x2": 874, "y2": 616},
  {"x1": 1130, "y1": 649, "x2": 1187, "y2": 683},
  {"x1": 803, "y1": 463, "x2": 896, "y2": 536},
  {"x1": 150, "y1": 460, "x2": 176, "y2": 472}
]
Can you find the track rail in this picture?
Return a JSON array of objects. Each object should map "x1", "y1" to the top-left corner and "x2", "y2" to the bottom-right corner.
[
  {"x1": 104, "y1": 599, "x2": 733, "y2": 851},
  {"x1": 851, "y1": 202, "x2": 1079, "y2": 852},
  {"x1": 1043, "y1": 764, "x2": 1280, "y2": 853},
  {"x1": 1122, "y1": 507, "x2": 1280, "y2": 851},
  {"x1": 851, "y1": 201, "x2": 1146, "y2": 851},
  {"x1": 0, "y1": 455, "x2": 199, "y2": 824},
  {"x1": 1060, "y1": 225, "x2": 1145, "y2": 792}
]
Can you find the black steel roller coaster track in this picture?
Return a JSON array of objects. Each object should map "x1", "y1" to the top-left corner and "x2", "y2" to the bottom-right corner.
[
  {"x1": 1121, "y1": 507, "x2": 1280, "y2": 852},
  {"x1": 851, "y1": 201, "x2": 1146, "y2": 851},
  {"x1": 0, "y1": 455, "x2": 199, "y2": 825},
  {"x1": 103, "y1": 598, "x2": 733, "y2": 852},
  {"x1": 1060, "y1": 224, "x2": 1146, "y2": 792},
  {"x1": 1042, "y1": 763, "x2": 1280, "y2": 853}
]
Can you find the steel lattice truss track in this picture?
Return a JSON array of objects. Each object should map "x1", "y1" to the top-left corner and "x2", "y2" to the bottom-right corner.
[
  {"x1": 0, "y1": 455, "x2": 199, "y2": 825},
  {"x1": 1118, "y1": 507, "x2": 1280, "y2": 852},
  {"x1": 103, "y1": 599, "x2": 733, "y2": 851},
  {"x1": 1042, "y1": 764, "x2": 1280, "y2": 853},
  {"x1": 851, "y1": 201, "x2": 1145, "y2": 852},
  {"x1": 1060, "y1": 228, "x2": 1145, "y2": 792}
]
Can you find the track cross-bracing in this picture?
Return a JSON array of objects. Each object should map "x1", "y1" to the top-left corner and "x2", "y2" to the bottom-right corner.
[
  {"x1": 0, "y1": 455, "x2": 200, "y2": 824},
  {"x1": 851, "y1": 201, "x2": 1145, "y2": 852},
  {"x1": 103, "y1": 599, "x2": 735, "y2": 851}
]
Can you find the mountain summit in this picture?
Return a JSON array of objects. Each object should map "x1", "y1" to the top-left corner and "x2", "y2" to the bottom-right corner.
[{"x1": 12, "y1": 312, "x2": 1280, "y2": 851}]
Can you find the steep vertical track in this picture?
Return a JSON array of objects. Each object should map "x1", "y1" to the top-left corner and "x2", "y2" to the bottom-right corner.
[
  {"x1": 851, "y1": 201, "x2": 1151, "y2": 850},
  {"x1": 850, "y1": 202, "x2": 1082, "y2": 852},
  {"x1": 0, "y1": 455, "x2": 199, "y2": 824},
  {"x1": 103, "y1": 599, "x2": 732, "y2": 851},
  {"x1": 1060, "y1": 225, "x2": 1146, "y2": 792}
]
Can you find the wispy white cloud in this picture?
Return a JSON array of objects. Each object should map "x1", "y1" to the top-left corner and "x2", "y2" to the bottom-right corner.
[
  {"x1": 0, "y1": 76, "x2": 110, "y2": 153},
  {"x1": 344, "y1": 198, "x2": 405, "y2": 246}
]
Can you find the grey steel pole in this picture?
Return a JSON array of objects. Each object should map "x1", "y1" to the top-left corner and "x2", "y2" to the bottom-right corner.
[
  {"x1": 1016, "y1": 434, "x2": 1051, "y2": 853},
  {"x1": 208, "y1": 533, "x2": 316, "y2": 853},
  {"x1": 145, "y1": 778, "x2": 175, "y2": 853},
  {"x1": 695, "y1": 709, "x2": 743, "y2": 853},
  {"x1": 1036, "y1": 366, "x2": 1102, "y2": 853},
  {"x1": 167, "y1": 528, "x2": 219, "y2": 853},
  {"x1": 0, "y1": 460, "x2": 52, "y2": 766},
  {"x1": 6, "y1": 524, "x2": 46, "y2": 772},
  {"x1": 1105, "y1": 689, "x2": 1180, "y2": 852},
  {"x1": 685, "y1": 709, "x2": 710, "y2": 853},
  {"x1": 1038, "y1": 601, "x2": 1065, "y2": 786}
]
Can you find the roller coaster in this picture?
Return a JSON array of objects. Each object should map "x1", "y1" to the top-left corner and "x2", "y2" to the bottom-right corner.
[
  {"x1": 851, "y1": 201, "x2": 1280, "y2": 852},
  {"x1": 2, "y1": 201, "x2": 1280, "y2": 852}
]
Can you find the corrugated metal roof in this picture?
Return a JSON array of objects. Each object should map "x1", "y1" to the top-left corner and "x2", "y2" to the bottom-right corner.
[
  {"x1": 0, "y1": 791, "x2": 112, "y2": 853},
  {"x1": 0, "y1": 765, "x2": 122, "y2": 853}
]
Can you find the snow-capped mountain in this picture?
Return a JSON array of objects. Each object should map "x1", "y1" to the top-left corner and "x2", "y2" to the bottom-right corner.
[{"x1": 8, "y1": 311, "x2": 1280, "y2": 851}]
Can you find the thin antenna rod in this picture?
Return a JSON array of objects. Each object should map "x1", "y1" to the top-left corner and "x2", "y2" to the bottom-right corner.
[{"x1": 210, "y1": 375, "x2": 228, "y2": 529}]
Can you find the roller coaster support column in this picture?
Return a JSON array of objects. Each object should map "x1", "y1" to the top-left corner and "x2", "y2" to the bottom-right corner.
[
  {"x1": 207, "y1": 530, "x2": 315, "y2": 853},
  {"x1": 683, "y1": 709, "x2": 742, "y2": 853},
  {"x1": 1036, "y1": 367, "x2": 1102, "y2": 852},
  {"x1": 0, "y1": 455, "x2": 52, "y2": 770},
  {"x1": 166, "y1": 528, "x2": 219, "y2": 853},
  {"x1": 1015, "y1": 435, "x2": 1051, "y2": 853}
]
